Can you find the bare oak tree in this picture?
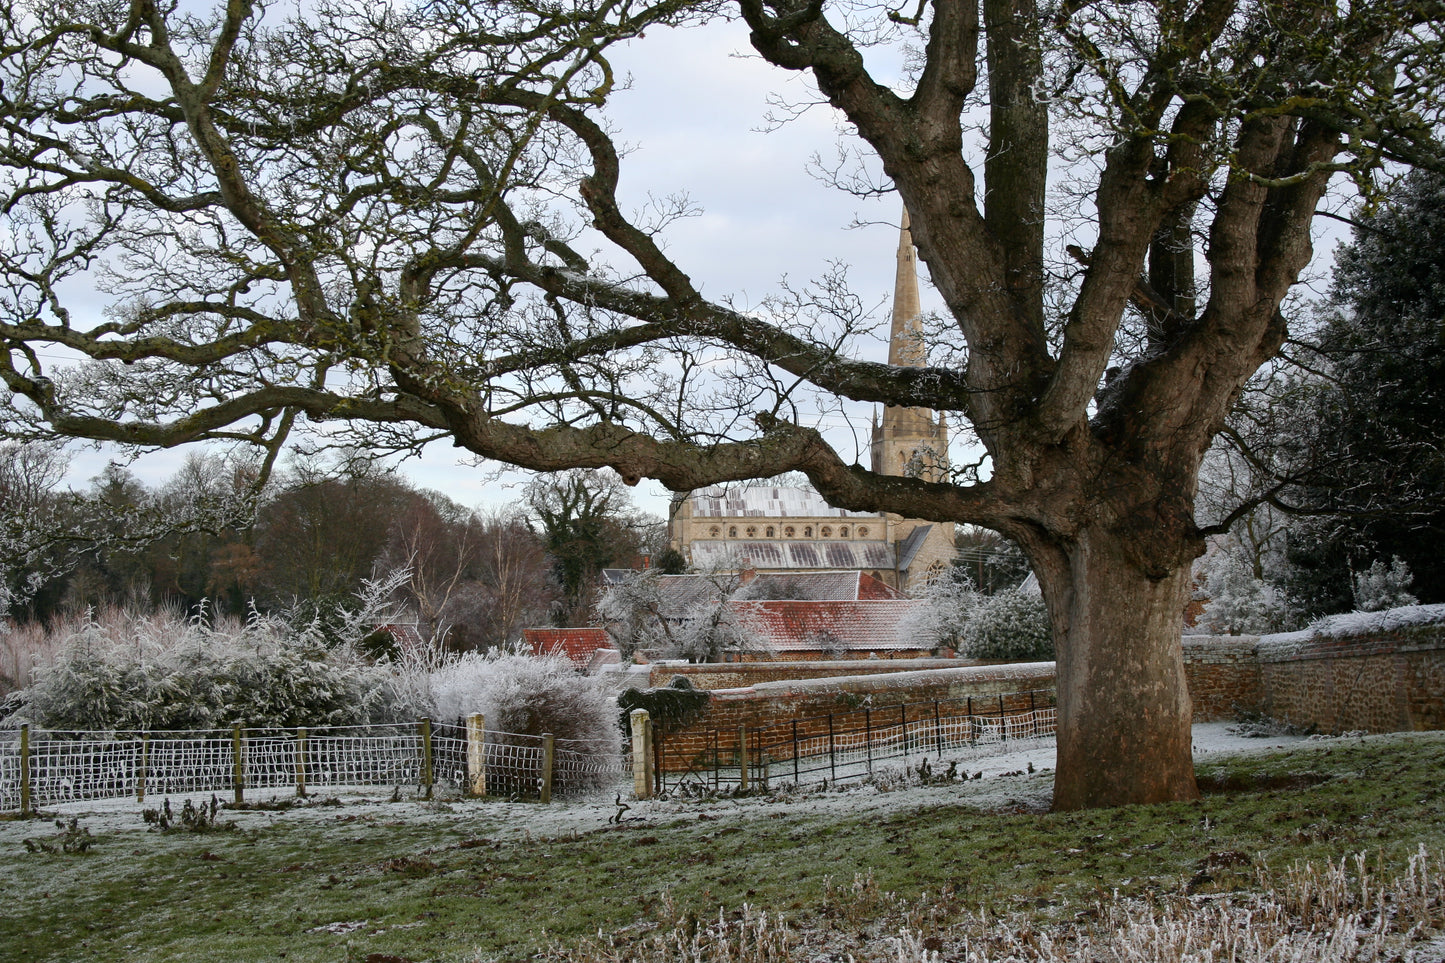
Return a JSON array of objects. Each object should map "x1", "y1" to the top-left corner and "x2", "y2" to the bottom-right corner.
[{"x1": 2, "y1": 0, "x2": 1441, "y2": 808}]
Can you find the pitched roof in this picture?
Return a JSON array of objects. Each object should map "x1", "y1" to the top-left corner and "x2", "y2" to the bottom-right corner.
[
  {"x1": 735, "y1": 570, "x2": 903, "y2": 601},
  {"x1": 634, "y1": 570, "x2": 904, "y2": 617},
  {"x1": 688, "y1": 539, "x2": 895, "y2": 571},
  {"x1": 895, "y1": 524, "x2": 934, "y2": 573},
  {"x1": 522, "y1": 627, "x2": 612, "y2": 670},
  {"x1": 685, "y1": 485, "x2": 882, "y2": 519},
  {"x1": 724, "y1": 600, "x2": 926, "y2": 652}
]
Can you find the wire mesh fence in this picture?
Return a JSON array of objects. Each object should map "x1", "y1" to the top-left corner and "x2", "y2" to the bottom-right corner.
[
  {"x1": 0, "y1": 719, "x2": 628, "y2": 812},
  {"x1": 654, "y1": 689, "x2": 1057, "y2": 795}
]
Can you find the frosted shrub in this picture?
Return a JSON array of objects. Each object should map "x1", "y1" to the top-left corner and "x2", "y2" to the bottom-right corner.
[
  {"x1": 899, "y1": 573, "x2": 978, "y2": 652},
  {"x1": 1196, "y1": 552, "x2": 1290, "y2": 634},
  {"x1": 1352, "y1": 556, "x2": 1418, "y2": 612},
  {"x1": 425, "y1": 649, "x2": 620, "y2": 788},
  {"x1": 2, "y1": 606, "x2": 401, "y2": 731},
  {"x1": 959, "y1": 590, "x2": 1053, "y2": 662}
]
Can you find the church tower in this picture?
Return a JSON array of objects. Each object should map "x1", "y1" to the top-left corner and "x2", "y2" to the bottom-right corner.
[
  {"x1": 871, "y1": 209, "x2": 949, "y2": 481},
  {"x1": 666, "y1": 205, "x2": 956, "y2": 593}
]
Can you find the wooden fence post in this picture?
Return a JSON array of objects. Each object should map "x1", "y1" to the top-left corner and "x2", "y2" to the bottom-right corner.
[
  {"x1": 137, "y1": 733, "x2": 149, "y2": 803},
  {"x1": 296, "y1": 727, "x2": 307, "y2": 798},
  {"x1": 864, "y1": 708, "x2": 872, "y2": 773},
  {"x1": 900, "y1": 703, "x2": 908, "y2": 766},
  {"x1": 792, "y1": 720, "x2": 800, "y2": 783},
  {"x1": 232, "y1": 725, "x2": 245, "y2": 806},
  {"x1": 827, "y1": 714, "x2": 836, "y2": 783},
  {"x1": 737, "y1": 726, "x2": 749, "y2": 792},
  {"x1": 629, "y1": 709, "x2": 654, "y2": 800},
  {"x1": 19, "y1": 724, "x2": 30, "y2": 817},
  {"x1": 420, "y1": 718, "x2": 434, "y2": 800},
  {"x1": 466, "y1": 713, "x2": 487, "y2": 797},
  {"x1": 540, "y1": 733, "x2": 555, "y2": 804}
]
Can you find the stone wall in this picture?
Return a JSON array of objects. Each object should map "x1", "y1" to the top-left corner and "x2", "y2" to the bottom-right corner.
[{"x1": 1256, "y1": 619, "x2": 1445, "y2": 733}]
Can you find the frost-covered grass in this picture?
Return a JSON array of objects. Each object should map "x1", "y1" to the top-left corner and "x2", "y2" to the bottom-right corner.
[{"x1": 1, "y1": 730, "x2": 1442, "y2": 963}]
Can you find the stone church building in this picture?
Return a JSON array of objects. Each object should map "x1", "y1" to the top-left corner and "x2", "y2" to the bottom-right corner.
[{"x1": 667, "y1": 212, "x2": 956, "y2": 593}]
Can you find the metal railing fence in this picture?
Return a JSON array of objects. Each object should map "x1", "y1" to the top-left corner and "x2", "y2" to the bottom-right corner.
[
  {"x1": 0, "y1": 719, "x2": 627, "y2": 813},
  {"x1": 654, "y1": 689, "x2": 1057, "y2": 794}
]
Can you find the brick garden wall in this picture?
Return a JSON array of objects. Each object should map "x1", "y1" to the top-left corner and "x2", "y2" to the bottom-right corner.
[
  {"x1": 1181, "y1": 636, "x2": 1265, "y2": 721},
  {"x1": 645, "y1": 658, "x2": 985, "y2": 690},
  {"x1": 653, "y1": 662, "x2": 1056, "y2": 770},
  {"x1": 644, "y1": 611, "x2": 1445, "y2": 770}
]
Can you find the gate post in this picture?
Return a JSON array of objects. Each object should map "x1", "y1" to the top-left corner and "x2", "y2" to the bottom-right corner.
[
  {"x1": 232, "y1": 725, "x2": 245, "y2": 806},
  {"x1": 466, "y1": 713, "x2": 487, "y2": 796},
  {"x1": 737, "y1": 725, "x2": 749, "y2": 792},
  {"x1": 19, "y1": 724, "x2": 30, "y2": 817},
  {"x1": 629, "y1": 709, "x2": 654, "y2": 800},
  {"x1": 540, "y1": 733, "x2": 555, "y2": 804},
  {"x1": 420, "y1": 718, "x2": 434, "y2": 800},
  {"x1": 137, "y1": 733, "x2": 149, "y2": 803},
  {"x1": 296, "y1": 727, "x2": 307, "y2": 798}
]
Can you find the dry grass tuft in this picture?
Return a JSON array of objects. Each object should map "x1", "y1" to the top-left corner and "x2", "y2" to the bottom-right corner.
[{"x1": 542, "y1": 846, "x2": 1445, "y2": 963}]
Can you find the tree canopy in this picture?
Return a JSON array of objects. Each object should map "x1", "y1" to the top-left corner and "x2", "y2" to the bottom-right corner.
[{"x1": 3, "y1": 0, "x2": 1442, "y2": 808}]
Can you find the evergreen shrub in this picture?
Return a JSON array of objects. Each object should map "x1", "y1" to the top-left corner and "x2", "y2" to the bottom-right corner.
[{"x1": 959, "y1": 590, "x2": 1054, "y2": 662}]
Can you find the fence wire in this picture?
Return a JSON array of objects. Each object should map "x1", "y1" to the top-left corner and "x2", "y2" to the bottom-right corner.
[{"x1": 0, "y1": 722, "x2": 626, "y2": 812}]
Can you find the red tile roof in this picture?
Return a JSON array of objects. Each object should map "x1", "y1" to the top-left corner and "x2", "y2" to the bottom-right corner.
[
  {"x1": 724, "y1": 600, "x2": 925, "y2": 653},
  {"x1": 522, "y1": 627, "x2": 612, "y2": 670}
]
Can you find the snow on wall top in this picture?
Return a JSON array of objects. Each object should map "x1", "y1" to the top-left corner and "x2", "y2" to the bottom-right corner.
[
  {"x1": 1256, "y1": 603, "x2": 1445, "y2": 660},
  {"x1": 1262, "y1": 603, "x2": 1445, "y2": 645}
]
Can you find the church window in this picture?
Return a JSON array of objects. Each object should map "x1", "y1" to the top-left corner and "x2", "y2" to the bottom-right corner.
[
  {"x1": 821, "y1": 526, "x2": 833, "y2": 538},
  {"x1": 728, "y1": 526, "x2": 738, "y2": 538},
  {"x1": 839, "y1": 526, "x2": 850, "y2": 538},
  {"x1": 857, "y1": 526, "x2": 869, "y2": 538},
  {"x1": 804, "y1": 526, "x2": 813, "y2": 537},
  {"x1": 784, "y1": 526, "x2": 795, "y2": 538},
  {"x1": 709, "y1": 526, "x2": 721, "y2": 538},
  {"x1": 765, "y1": 526, "x2": 775, "y2": 538},
  {"x1": 745, "y1": 526, "x2": 757, "y2": 538}
]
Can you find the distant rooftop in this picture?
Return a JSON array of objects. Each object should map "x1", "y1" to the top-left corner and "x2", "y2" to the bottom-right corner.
[
  {"x1": 522, "y1": 627, "x2": 611, "y2": 671},
  {"x1": 685, "y1": 484, "x2": 882, "y2": 519},
  {"x1": 689, "y1": 539, "x2": 895, "y2": 571},
  {"x1": 726, "y1": 599, "x2": 925, "y2": 652}
]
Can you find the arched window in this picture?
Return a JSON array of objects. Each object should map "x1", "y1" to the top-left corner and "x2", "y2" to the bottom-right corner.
[
  {"x1": 804, "y1": 526, "x2": 813, "y2": 538},
  {"x1": 728, "y1": 526, "x2": 738, "y2": 538},
  {"x1": 765, "y1": 526, "x2": 775, "y2": 538},
  {"x1": 839, "y1": 525, "x2": 850, "y2": 538}
]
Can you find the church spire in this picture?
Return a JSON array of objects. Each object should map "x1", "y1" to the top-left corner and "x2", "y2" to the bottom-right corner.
[
  {"x1": 872, "y1": 205, "x2": 948, "y2": 481},
  {"x1": 887, "y1": 208, "x2": 925, "y2": 367}
]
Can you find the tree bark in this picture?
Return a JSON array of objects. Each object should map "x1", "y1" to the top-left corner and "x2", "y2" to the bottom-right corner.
[{"x1": 1033, "y1": 526, "x2": 1200, "y2": 810}]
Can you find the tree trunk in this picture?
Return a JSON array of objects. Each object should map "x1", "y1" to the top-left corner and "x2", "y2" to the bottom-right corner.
[{"x1": 1035, "y1": 526, "x2": 1200, "y2": 811}]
